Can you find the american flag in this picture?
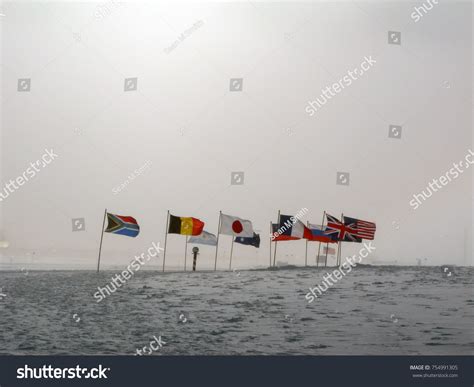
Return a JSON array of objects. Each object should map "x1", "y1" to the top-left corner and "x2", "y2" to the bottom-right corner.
[
  {"x1": 343, "y1": 216, "x2": 376, "y2": 240},
  {"x1": 325, "y1": 214, "x2": 376, "y2": 242}
]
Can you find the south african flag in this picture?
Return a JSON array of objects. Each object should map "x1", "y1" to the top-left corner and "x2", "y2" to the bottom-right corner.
[{"x1": 105, "y1": 213, "x2": 140, "y2": 237}]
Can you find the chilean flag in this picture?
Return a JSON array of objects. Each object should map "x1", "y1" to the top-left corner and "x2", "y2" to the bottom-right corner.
[
  {"x1": 272, "y1": 214, "x2": 313, "y2": 240},
  {"x1": 271, "y1": 223, "x2": 299, "y2": 241}
]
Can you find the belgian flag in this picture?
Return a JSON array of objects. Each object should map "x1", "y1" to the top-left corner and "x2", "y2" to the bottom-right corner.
[{"x1": 168, "y1": 214, "x2": 204, "y2": 236}]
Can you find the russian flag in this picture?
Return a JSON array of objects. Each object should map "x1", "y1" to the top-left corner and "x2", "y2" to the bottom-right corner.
[{"x1": 307, "y1": 223, "x2": 338, "y2": 243}]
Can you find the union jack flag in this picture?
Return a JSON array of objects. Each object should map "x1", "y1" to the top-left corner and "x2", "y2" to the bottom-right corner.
[{"x1": 325, "y1": 213, "x2": 375, "y2": 242}]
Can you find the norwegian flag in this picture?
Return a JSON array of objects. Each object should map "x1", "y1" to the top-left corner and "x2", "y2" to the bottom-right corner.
[
  {"x1": 325, "y1": 213, "x2": 374, "y2": 243},
  {"x1": 343, "y1": 216, "x2": 376, "y2": 240}
]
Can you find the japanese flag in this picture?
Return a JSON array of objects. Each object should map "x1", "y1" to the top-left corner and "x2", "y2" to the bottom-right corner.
[{"x1": 220, "y1": 214, "x2": 254, "y2": 238}]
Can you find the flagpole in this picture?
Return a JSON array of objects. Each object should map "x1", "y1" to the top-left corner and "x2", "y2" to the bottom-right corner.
[
  {"x1": 316, "y1": 211, "x2": 326, "y2": 267},
  {"x1": 96, "y1": 208, "x2": 107, "y2": 273},
  {"x1": 184, "y1": 235, "x2": 188, "y2": 271},
  {"x1": 325, "y1": 242, "x2": 329, "y2": 267},
  {"x1": 305, "y1": 221, "x2": 309, "y2": 267},
  {"x1": 337, "y1": 241, "x2": 342, "y2": 266},
  {"x1": 214, "y1": 211, "x2": 222, "y2": 271},
  {"x1": 229, "y1": 237, "x2": 234, "y2": 271},
  {"x1": 272, "y1": 210, "x2": 280, "y2": 267},
  {"x1": 337, "y1": 212, "x2": 344, "y2": 266},
  {"x1": 269, "y1": 221, "x2": 272, "y2": 268},
  {"x1": 162, "y1": 210, "x2": 169, "y2": 272}
]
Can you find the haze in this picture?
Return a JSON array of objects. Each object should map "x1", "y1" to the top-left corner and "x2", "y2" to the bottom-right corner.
[{"x1": 0, "y1": 1, "x2": 472, "y2": 270}]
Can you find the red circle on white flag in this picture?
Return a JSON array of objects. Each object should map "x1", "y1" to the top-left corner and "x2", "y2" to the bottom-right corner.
[{"x1": 232, "y1": 220, "x2": 243, "y2": 233}]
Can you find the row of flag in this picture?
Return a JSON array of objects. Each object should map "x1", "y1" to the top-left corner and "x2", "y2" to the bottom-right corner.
[
  {"x1": 270, "y1": 213, "x2": 376, "y2": 243},
  {"x1": 167, "y1": 213, "x2": 260, "y2": 248},
  {"x1": 97, "y1": 210, "x2": 376, "y2": 271},
  {"x1": 102, "y1": 211, "x2": 376, "y2": 245}
]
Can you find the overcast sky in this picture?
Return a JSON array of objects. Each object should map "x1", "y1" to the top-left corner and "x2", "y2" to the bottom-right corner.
[{"x1": 0, "y1": 1, "x2": 472, "y2": 269}]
